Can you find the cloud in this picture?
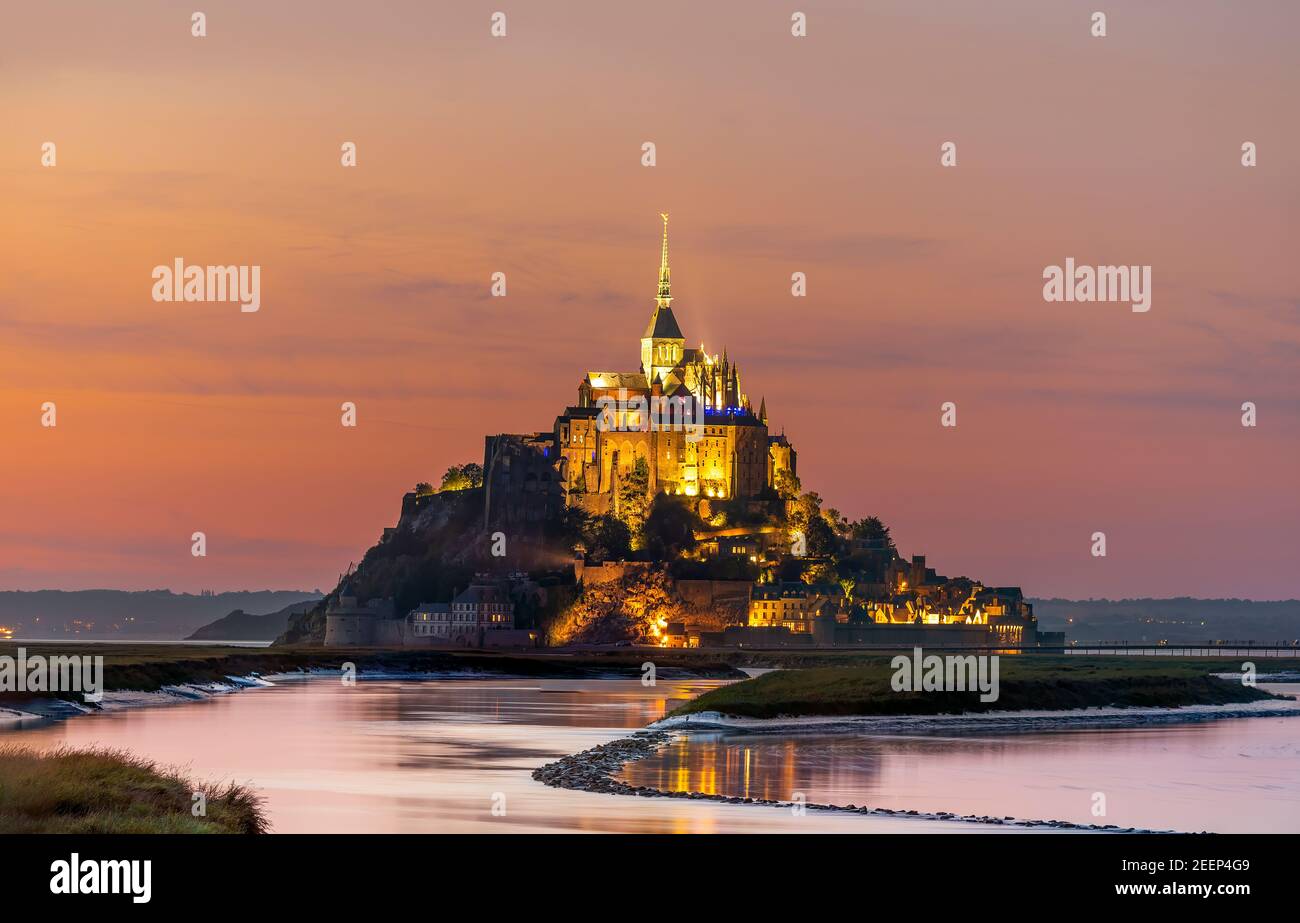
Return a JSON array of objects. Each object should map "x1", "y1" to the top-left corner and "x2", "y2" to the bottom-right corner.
[{"x1": 705, "y1": 225, "x2": 942, "y2": 265}]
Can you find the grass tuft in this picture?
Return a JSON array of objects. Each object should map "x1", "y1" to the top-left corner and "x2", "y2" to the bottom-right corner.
[{"x1": 0, "y1": 745, "x2": 268, "y2": 834}]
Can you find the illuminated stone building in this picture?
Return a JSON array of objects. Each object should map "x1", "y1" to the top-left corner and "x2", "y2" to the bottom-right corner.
[
  {"x1": 748, "y1": 582, "x2": 846, "y2": 634},
  {"x1": 555, "y1": 215, "x2": 794, "y2": 513},
  {"x1": 486, "y1": 215, "x2": 796, "y2": 522}
]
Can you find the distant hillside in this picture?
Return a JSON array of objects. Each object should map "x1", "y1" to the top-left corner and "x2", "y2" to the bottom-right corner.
[
  {"x1": 0, "y1": 590, "x2": 322, "y2": 641},
  {"x1": 185, "y1": 599, "x2": 320, "y2": 642},
  {"x1": 1032, "y1": 598, "x2": 1300, "y2": 645}
]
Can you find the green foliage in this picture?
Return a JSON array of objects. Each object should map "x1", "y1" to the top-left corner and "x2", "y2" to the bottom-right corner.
[
  {"x1": 552, "y1": 505, "x2": 633, "y2": 564},
  {"x1": 440, "y1": 462, "x2": 484, "y2": 492},
  {"x1": 0, "y1": 746, "x2": 267, "y2": 834},
  {"x1": 583, "y1": 514, "x2": 632, "y2": 564},
  {"x1": 642, "y1": 494, "x2": 700, "y2": 560},
  {"x1": 616, "y1": 457, "x2": 652, "y2": 545},
  {"x1": 788, "y1": 491, "x2": 822, "y2": 532},
  {"x1": 669, "y1": 658, "x2": 1283, "y2": 720},
  {"x1": 849, "y1": 516, "x2": 896, "y2": 555},
  {"x1": 801, "y1": 561, "x2": 838, "y2": 585},
  {"x1": 802, "y1": 515, "x2": 838, "y2": 557},
  {"x1": 413, "y1": 481, "x2": 435, "y2": 497},
  {"x1": 822, "y1": 507, "x2": 849, "y2": 536},
  {"x1": 544, "y1": 505, "x2": 589, "y2": 553},
  {"x1": 711, "y1": 497, "x2": 773, "y2": 529},
  {"x1": 774, "y1": 468, "x2": 801, "y2": 500}
]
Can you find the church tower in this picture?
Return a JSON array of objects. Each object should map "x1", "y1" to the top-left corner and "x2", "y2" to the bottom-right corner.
[{"x1": 640, "y1": 213, "x2": 686, "y2": 386}]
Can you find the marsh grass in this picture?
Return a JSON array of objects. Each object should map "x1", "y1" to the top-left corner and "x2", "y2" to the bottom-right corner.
[
  {"x1": 670, "y1": 657, "x2": 1292, "y2": 719},
  {"x1": 0, "y1": 745, "x2": 268, "y2": 834}
]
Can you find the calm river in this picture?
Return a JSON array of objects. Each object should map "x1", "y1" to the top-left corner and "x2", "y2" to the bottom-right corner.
[{"x1": 3, "y1": 677, "x2": 1297, "y2": 833}]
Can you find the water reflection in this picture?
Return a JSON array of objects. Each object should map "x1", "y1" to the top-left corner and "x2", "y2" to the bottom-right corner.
[
  {"x1": 5, "y1": 676, "x2": 1284, "y2": 833},
  {"x1": 0, "y1": 677, "x2": 1001, "y2": 833},
  {"x1": 622, "y1": 684, "x2": 1300, "y2": 833}
]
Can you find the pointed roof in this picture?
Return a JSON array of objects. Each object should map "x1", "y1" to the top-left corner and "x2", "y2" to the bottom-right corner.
[{"x1": 643, "y1": 304, "x2": 684, "y2": 339}]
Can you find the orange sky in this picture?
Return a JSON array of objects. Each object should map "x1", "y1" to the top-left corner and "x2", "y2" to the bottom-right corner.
[{"x1": 2, "y1": 1, "x2": 1297, "y2": 597}]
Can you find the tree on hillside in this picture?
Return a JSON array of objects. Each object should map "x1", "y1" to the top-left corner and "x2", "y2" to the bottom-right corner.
[
  {"x1": 823, "y1": 507, "x2": 850, "y2": 537},
  {"x1": 839, "y1": 577, "x2": 856, "y2": 603},
  {"x1": 850, "y1": 516, "x2": 896, "y2": 555},
  {"x1": 643, "y1": 494, "x2": 700, "y2": 561},
  {"x1": 440, "y1": 463, "x2": 484, "y2": 492},
  {"x1": 582, "y1": 514, "x2": 632, "y2": 564},
  {"x1": 788, "y1": 491, "x2": 823, "y2": 533},
  {"x1": 803, "y1": 514, "x2": 838, "y2": 557},
  {"x1": 413, "y1": 481, "x2": 435, "y2": 497},
  {"x1": 774, "y1": 469, "x2": 801, "y2": 501},
  {"x1": 545, "y1": 505, "x2": 590, "y2": 554},
  {"x1": 616, "y1": 457, "x2": 652, "y2": 546},
  {"x1": 802, "y1": 561, "x2": 838, "y2": 585},
  {"x1": 785, "y1": 490, "x2": 837, "y2": 557}
]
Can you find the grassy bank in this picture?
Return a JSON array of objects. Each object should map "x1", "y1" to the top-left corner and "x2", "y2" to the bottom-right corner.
[
  {"x1": 0, "y1": 746, "x2": 268, "y2": 833},
  {"x1": 669, "y1": 656, "x2": 1293, "y2": 719},
  {"x1": 0, "y1": 643, "x2": 747, "y2": 704},
  {"x1": 2, "y1": 643, "x2": 1293, "y2": 710}
]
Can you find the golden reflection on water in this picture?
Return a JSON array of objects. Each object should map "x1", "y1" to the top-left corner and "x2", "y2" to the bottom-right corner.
[{"x1": 621, "y1": 684, "x2": 1300, "y2": 833}]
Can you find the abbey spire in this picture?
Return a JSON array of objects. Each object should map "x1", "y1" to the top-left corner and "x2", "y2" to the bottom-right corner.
[
  {"x1": 641, "y1": 213, "x2": 684, "y2": 382},
  {"x1": 656, "y1": 212, "x2": 672, "y2": 307}
]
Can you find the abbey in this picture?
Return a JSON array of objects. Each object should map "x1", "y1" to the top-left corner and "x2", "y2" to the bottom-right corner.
[{"x1": 484, "y1": 215, "x2": 796, "y2": 525}]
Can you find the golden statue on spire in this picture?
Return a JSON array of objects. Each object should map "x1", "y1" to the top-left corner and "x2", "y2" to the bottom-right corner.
[{"x1": 656, "y1": 212, "x2": 672, "y2": 307}]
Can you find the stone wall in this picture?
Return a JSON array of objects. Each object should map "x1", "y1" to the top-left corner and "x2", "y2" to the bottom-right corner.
[
  {"x1": 323, "y1": 614, "x2": 406, "y2": 647},
  {"x1": 581, "y1": 561, "x2": 655, "y2": 586},
  {"x1": 675, "y1": 579, "x2": 752, "y2": 609}
]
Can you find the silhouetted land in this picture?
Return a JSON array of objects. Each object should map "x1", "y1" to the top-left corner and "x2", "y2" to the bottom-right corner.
[
  {"x1": 4, "y1": 644, "x2": 1296, "y2": 710},
  {"x1": 0, "y1": 589, "x2": 321, "y2": 640},
  {"x1": 1032, "y1": 597, "x2": 1300, "y2": 644}
]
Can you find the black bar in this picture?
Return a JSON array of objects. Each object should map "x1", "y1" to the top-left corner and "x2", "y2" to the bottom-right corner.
[{"x1": 0, "y1": 833, "x2": 1284, "y2": 910}]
